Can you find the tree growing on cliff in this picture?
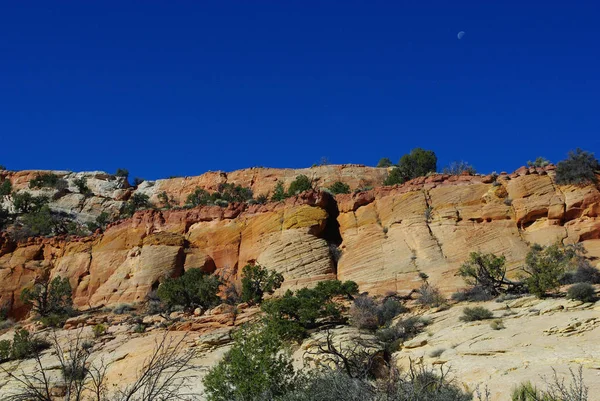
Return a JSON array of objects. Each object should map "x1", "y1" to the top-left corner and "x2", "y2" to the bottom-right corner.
[
  {"x1": 271, "y1": 182, "x2": 286, "y2": 202},
  {"x1": 0, "y1": 179, "x2": 11, "y2": 196},
  {"x1": 157, "y1": 268, "x2": 222, "y2": 311},
  {"x1": 120, "y1": 193, "x2": 152, "y2": 217},
  {"x1": 240, "y1": 264, "x2": 284, "y2": 305},
  {"x1": 377, "y1": 157, "x2": 393, "y2": 167},
  {"x1": 384, "y1": 148, "x2": 437, "y2": 185},
  {"x1": 555, "y1": 148, "x2": 599, "y2": 185},
  {"x1": 287, "y1": 175, "x2": 313, "y2": 196},
  {"x1": 458, "y1": 252, "x2": 522, "y2": 297},
  {"x1": 328, "y1": 181, "x2": 351, "y2": 195},
  {"x1": 21, "y1": 275, "x2": 73, "y2": 318}
]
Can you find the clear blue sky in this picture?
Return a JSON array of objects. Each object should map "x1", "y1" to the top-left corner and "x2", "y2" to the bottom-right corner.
[{"x1": 1, "y1": 1, "x2": 599, "y2": 180}]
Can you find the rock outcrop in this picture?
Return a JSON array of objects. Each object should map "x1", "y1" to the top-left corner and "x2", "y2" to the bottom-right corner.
[{"x1": 0, "y1": 165, "x2": 599, "y2": 318}]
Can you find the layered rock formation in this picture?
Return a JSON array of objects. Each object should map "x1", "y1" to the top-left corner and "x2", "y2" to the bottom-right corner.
[{"x1": 0, "y1": 165, "x2": 599, "y2": 319}]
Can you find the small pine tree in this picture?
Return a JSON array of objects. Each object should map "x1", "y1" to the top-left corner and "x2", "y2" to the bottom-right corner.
[
  {"x1": 271, "y1": 182, "x2": 287, "y2": 202},
  {"x1": 240, "y1": 264, "x2": 284, "y2": 305}
]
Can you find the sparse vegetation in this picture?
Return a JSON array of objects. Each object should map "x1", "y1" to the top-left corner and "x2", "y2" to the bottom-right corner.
[
  {"x1": 328, "y1": 181, "x2": 350, "y2": 194},
  {"x1": 443, "y1": 161, "x2": 477, "y2": 175},
  {"x1": 527, "y1": 157, "x2": 551, "y2": 168},
  {"x1": 93, "y1": 323, "x2": 107, "y2": 338},
  {"x1": 287, "y1": 175, "x2": 312, "y2": 196},
  {"x1": 271, "y1": 181, "x2": 287, "y2": 201},
  {"x1": 350, "y1": 295, "x2": 406, "y2": 331},
  {"x1": 120, "y1": 192, "x2": 152, "y2": 217},
  {"x1": 384, "y1": 148, "x2": 437, "y2": 185},
  {"x1": 522, "y1": 243, "x2": 581, "y2": 298},
  {"x1": 377, "y1": 157, "x2": 393, "y2": 167},
  {"x1": 185, "y1": 183, "x2": 254, "y2": 207},
  {"x1": 114, "y1": 168, "x2": 129, "y2": 179},
  {"x1": 0, "y1": 179, "x2": 11, "y2": 196},
  {"x1": 157, "y1": 268, "x2": 222, "y2": 311},
  {"x1": 416, "y1": 283, "x2": 446, "y2": 308},
  {"x1": 490, "y1": 319, "x2": 505, "y2": 330},
  {"x1": 511, "y1": 366, "x2": 588, "y2": 401},
  {"x1": 240, "y1": 263, "x2": 284, "y2": 305},
  {"x1": 21, "y1": 275, "x2": 73, "y2": 318},
  {"x1": 458, "y1": 252, "x2": 520, "y2": 297},
  {"x1": 203, "y1": 322, "x2": 296, "y2": 401},
  {"x1": 29, "y1": 173, "x2": 61, "y2": 189},
  {"x1": 555, "y1": 148, "x2": 599, "y2": 185},
  {"x1": 460, "y1": 306, "x2": 494, "y2": 322},
  {"x1": 566, "y1": 283, "x2": 596, "y2": 303},
  {"x1": 73, "y1": 176, "x2": 92, "y2": 196},
  {"x1": 12, "y1": 192, "x2": 49, "y2": 214},
  {"x1": 262, "y1": 280, "x2": 358, "y2": 341}
]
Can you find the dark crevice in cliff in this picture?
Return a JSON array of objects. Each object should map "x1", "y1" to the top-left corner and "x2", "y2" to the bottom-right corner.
[{"x1": 322, "y1": 194, "x2": 343, "y2": 274}]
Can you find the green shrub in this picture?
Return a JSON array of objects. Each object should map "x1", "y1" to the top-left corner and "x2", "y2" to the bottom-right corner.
[
  {"x1": 0, "y1": 206, "x2": 9, "y2": 230},
  {"x1": 566, "y1": 283, "x2": 596, "y2": 302},
  {"x1": 39, "y1": 313, "x2": 69, "y2": 328},
  {"x1": 0, "y1": 339, "x2": 10, "y2": 362},
  {"x1": 10, "y1": 329, "x2": 50, "y2": 360},
  {"x1": 133, "y1": 323, "x2": 146, "y2": 333},
  {"x1": 20, "y1": 205, "x2": 60, "y2": 236},
  {"x1": 21, "y1": 275, "x2": 73, "y2": 317},
  {"x1": 511, "y1": 366, "x2": 589, "y2": 401},
  {"x1": 527, "y1": 157, "x2": 551, "y2": 168},
  {"x1": 328, "y1": 181, "x2": 350, "y2": 195},
  {"x1": 376, "y1": 316, "x2": 430, "y2": 353},
  {"x1": 460, "y1": 306, "x2": 494, "y2": 322},
  {"x1": 12, "y1": 192, "x2": 49, "y2": 214},
  {"x1": 217, "y1": 183, "x2": 253, "y2": 203},
  {"x1": 120, "y1": 193, "x2": 152, "y2": 217},
  {"x1": 115, "y1": 168, "x2": 129, "y2": 179},
  {"x1": 73, "y1": 177, "x2": 92, "y2": 196},
  {"x1": 271, "y1": 182, "x2": 287, "y2": 202},
  {"x1": 186, "y1": 187, "x2": 211, "y2": 207},
  {"x1": 0, "y1": 180, "x2": 11, "y2": 196},
  {"x1": 240, "y1": 264, "x2": 284, "y2": 305},
  {"x1": 133, "y1": 177, "x2": 145, "y2": 186},
  {"x1": 458, "y1": 252, "x2": 515, "y2": 296},
  {"x1": 555, "y1": 148, "x2": 599, "y2": 185},
  {"x1": 29, "y1": 173, "x2": 60, "y2": 189},
  {"x1": 287, "y1": 175, "x2": 312, "y2": 196},
  {"x1": 262, "y1": 280, "x2": 358, "y2": 341},
  {"x1": 377, "y1": 157, "x2": 393, "y2": 168},
  {"x1": 157, "y1": 268, "x2": 222, "y2": 310},
  {"x1": 93, "y1": 323, "x2": 107, "y2": 338},
  {"x1": 384, "y1": 148, "x2": 437, "y2": 185},
  {"x1": 522, "y1": 243, "x2": 581, "y2": 297},
  {"x1": 203, "y1": 323, "x2": 297, "y2": 401}
]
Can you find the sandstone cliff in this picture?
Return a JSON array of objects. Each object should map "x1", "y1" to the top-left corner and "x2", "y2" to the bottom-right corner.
[{"x1": 1, "y1": 165, "x2": 599, "y2": 319}]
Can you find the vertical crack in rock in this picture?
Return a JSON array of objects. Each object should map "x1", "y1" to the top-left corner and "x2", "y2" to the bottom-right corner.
[{"x1": 422, "y1": 189, "x2": 446, "y2": 260}]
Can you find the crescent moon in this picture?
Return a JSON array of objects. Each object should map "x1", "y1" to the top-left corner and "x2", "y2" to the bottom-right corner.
[{"x1": 457, "y1": 31, "x2": 465, "y2": 39}]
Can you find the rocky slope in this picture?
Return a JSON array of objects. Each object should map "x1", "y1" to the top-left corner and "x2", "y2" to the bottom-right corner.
[{"x1": 1, "y1": 165, "x2": 599, "y2": 319}]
